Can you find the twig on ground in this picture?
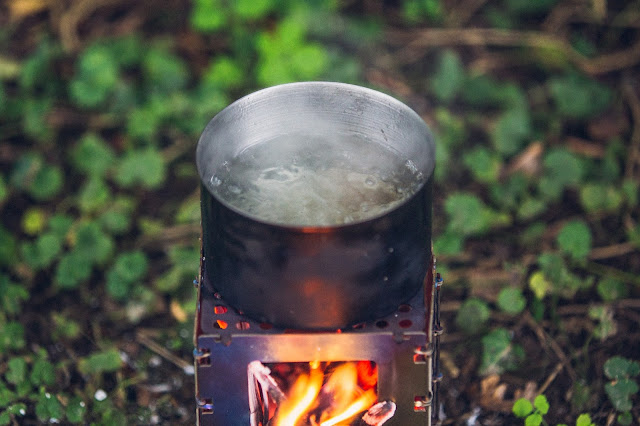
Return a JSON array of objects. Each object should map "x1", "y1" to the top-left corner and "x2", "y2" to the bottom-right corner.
[
  {"x1": 59, "y1": 0, "x2": 126, "y2": 51},
  {"x1": 505, "y1": 141, "x2": 543, "y2": 177},
  {"x1": 542, "y1": 2, "x2": 585, "y2": 33},
  {"x1": 387, "y1": 28, "x2": 640, "y2": 75},
  {"x1": 365, "y1": 69, "x2": 413, "y2": 97},
  {"x1": 162, "y1": 132, "x2": 194, "y2": 163},
  {"x1": 558, "y1": 299, "x2": 640, "y2": 316},
  {"x1": 566, "y1": 137, "x2": 606, "y2": 158},
  {"x1": 537, "y1": 362, "x2": 564, "y2": 395},
  {"x1": 622, "y1": 79, "x2": 640, "y2": 180},
  {"x1": 617, "y1": 299, "x2": 640, "y2": 309},
  {"x1": 136, "y1": 329, "x2": 193, "y2": 374},
  {"x1": 523, "y1": 312, "x2": 578, "y2": 382},
  {"x1": 586, "y1": 262, "x2": 640, "y2": 286},
  {"x1": 137, "y1": 223, "x2": 201, "y2": 249},
  {"x1": 468, "y1": 52, "x2": 539, "y2": 73},
  {"x1": 557, "y1": 304, "x2": 590, "y2": 316},
  {"x1": 448, "y1": 0, "x2": 489, "y2": 27},
  {"x1": 589, "y1": 242, "x2": 638, "y2": 260}
]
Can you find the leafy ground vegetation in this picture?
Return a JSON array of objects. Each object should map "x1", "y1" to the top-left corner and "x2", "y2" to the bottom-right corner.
[{"x1": 0, "y1": 0, "x2": 639, "y2": 424}]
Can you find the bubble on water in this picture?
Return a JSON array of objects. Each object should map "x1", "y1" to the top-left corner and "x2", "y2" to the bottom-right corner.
[
  {"x1": 209, "y1": 134, "x2": 425, "y2": 226},
  {"x1": 405, "y1": 159, "x2": 418, "y2": 174},
  {"x1": 228, "y1": 185, "x2": 242, "y2": 194}
]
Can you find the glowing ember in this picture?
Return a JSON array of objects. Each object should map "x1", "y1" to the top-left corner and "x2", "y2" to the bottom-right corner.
[{"x1": 270, "y1": 361, "x2": 379, "y2": 426}]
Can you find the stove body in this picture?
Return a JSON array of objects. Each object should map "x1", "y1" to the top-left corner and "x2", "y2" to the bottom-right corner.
[
  {"x1": 193, "y1": 82, "x2": 440, "y2": 425},
  {"x1": 194, "y1": 257, "x2": 442, "y2": 425}
]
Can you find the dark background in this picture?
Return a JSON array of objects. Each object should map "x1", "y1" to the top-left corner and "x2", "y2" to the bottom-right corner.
[{"x1": 0, "y1": 0, "x2": 639, "y2": 424}]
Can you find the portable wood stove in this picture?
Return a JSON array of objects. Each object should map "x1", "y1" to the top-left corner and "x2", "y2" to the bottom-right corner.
[
  {"x1": 193, "y1": 82, "x2": 440, "y2": 425},
  {"x1": 193, "y1": 257, "x2": 442, "y2": 425}
]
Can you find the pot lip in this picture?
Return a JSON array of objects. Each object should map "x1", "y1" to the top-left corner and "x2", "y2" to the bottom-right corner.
[{"x1": 196, "y1": 81, "x2": 435, "y2": 230}]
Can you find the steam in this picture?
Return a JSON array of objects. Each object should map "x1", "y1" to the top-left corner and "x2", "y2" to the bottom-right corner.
[{"x1": 206, "y1": 133, "x2": 424, "y2": 227}]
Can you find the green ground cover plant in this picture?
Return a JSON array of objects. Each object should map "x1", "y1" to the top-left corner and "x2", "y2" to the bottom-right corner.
[{"x1": 0, "y1": 0, "x2": 638, "y2": 423}]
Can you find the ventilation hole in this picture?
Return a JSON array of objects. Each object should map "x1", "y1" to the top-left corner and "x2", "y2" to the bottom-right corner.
[
  {"x1": 398, "y1": 304, "x2": 412, "y2": 313},
  {"x1": 259, "y1": 323, "x2": 273, "y2": 330},
  {"x1": 195, "y1": 348, "x2": 211, "y2": 366},
  {"x1": 414, "y1": 394, "x2": 431, "y2": 412},
  {"x1": 214, "y1": 305, "x2": 228, "y2": 314},
  {"x1": 199, "y1": 399, "x2": 214, "y2": 414},
  {"x1": 399, "y1": 319, "x2": 413, "y2": 328},
  {"x1": 413, "y1": 353, "x2": 428, "y2": 364},
  {"x1": 236, "y1": 321, "x2": 250, "y2": 330},
  {"x1": 375, "y1": 320, "x2": 389, "y2": 329},
  {"x1": 214, "y1": 320, "x2": 228, "y2": 329}
]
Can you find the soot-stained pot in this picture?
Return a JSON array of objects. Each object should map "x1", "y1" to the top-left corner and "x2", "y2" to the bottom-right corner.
[{"x1": 197, "y1": 82, "x2": 435, "y2": 330}]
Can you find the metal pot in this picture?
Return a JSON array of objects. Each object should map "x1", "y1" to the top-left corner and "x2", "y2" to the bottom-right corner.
[{"x1": 197, "y1": 82, "x2": 435, "y2": 330}]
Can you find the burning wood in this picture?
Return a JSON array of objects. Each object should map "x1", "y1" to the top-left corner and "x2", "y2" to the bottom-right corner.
[
  {"x1": 249, "y1": 361, "x2": 393, "y2": 426},
  {"x1": 360, "y1": 401, "x2": 396, "y2": 426},
  {"x1": 249, "y1": 361, "x2": 287, "y2": 426}
]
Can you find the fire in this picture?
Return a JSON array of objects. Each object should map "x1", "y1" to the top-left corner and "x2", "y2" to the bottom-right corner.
[
  {"x1": 271, "y1": 361, "x2": 378, "y2": 426},
  {"x1": 274, "y1": 362, "x2": 324, "y2": 426},
  {"x1": 319, "y1": 390, "x2": 377, "y2": 426}
]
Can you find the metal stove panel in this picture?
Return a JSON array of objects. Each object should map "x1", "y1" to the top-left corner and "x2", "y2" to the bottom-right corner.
[{"x1": 195, "y1": 275, "x2": 436, "y2": 426}]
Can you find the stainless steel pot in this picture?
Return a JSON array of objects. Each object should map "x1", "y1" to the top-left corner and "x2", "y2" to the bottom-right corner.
[{"x1": 197, "y1": 82, "x2": 435, "y2": 329}]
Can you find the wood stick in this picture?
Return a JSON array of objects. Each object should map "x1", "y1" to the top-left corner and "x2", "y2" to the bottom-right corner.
[
  {"x1": 589, "y1": 242, "x2": 637, "y2": 260},
  {"x1": 622, "y1": 79, "x2": 640, "y2": 180},
  {"x1": 387, "y1": 28, "x2": 640, "y2": 75}
]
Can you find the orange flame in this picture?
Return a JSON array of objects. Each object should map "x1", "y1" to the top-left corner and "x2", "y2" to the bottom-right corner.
[
  {"x1": 319, "y1": 389, "x2": 377, "y2": 426},
  {"x1": 272, "y1": 361, "x2": 377, "y2": 426},
  {"x1": 273, "y1": 362, "x2": 323, "y2": 426}
]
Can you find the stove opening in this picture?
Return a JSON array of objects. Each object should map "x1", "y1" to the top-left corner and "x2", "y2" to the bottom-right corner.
[{"x1": 248, "y1": 360, "x2": 396, "y2": 426}]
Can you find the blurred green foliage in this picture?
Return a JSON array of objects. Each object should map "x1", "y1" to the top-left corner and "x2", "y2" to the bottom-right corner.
[
  {"x1": 0, "y1": 0, "x2": 638, "y2": 423},
  {"x1": 431, "y1": 50, "x2": 464, "y2": 102},
  {"x1": 549, "y1": 73, "x2": 612, "y2": 119},
  {"x1": 604, "y1": 357, "x2": 639, "y2": 424},
  {"x1": 512, "y1": 394, "x2": 597, "y2": 426},
  {"x1": 480, "y1": 328, "x2": 524, "y2": 375},
  {"x1": 557, "y1": 220, "x2": 592, "y2": 262},
  {"x1": 456, "y1": 298, "x2": 490, "y2": 334},
  {"x1": 497, "y1": 288, "x2": 526, "y2": 314},
  {"x1": 402, "y1": 0, "x2": 443, "y2": 23}
]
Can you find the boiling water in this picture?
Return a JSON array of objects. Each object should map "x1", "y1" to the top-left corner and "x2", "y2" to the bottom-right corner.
[{"x1": 207, "y1": 134, "x2": 424, "y2": 226}]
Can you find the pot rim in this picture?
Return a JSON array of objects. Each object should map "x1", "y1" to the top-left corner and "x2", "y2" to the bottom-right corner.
[{"x1": 196, "y1": 81, "x2": 435, "y2": 230}]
